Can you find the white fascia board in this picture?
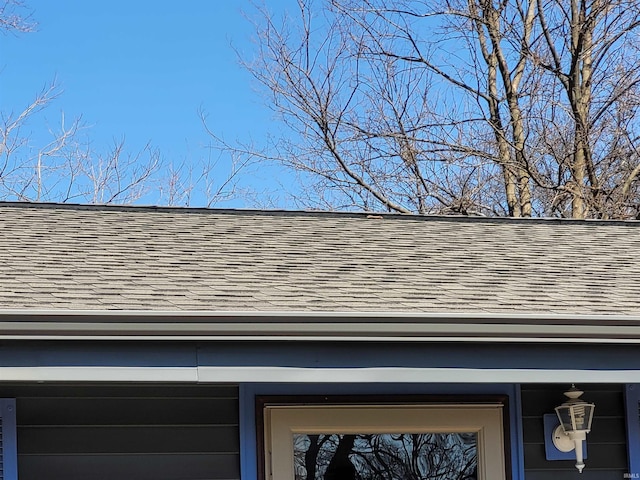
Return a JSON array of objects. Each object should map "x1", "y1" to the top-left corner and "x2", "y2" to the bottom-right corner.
[
  {"x1": 1, "y1": 365, "x2": 638, "y2": 383},
  {"x1": 0, "y1": 366, "x2": 198, "y2": 382},
  {"x1": 197, "y1": 366, "x2": 640, "y2": 383}
]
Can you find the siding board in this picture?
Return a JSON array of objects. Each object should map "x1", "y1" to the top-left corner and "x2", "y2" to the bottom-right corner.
[
  {"x1": 0, "y1": 384, "x2": 240, "y2": 480},
  {"x1": 525, "y1": 470, "x2": 627, "y2": 480},
  {"x1": 18, "y1": 453, "x2": 239, "y2": 480},
  {"x1": 523, "y1": 443, "x2": 627, "y2": 470},
  {"x1": 17, "y1": 397, "x2": 238, "y2": 425},
  {"x1": 521, "y1": 389, "x2": 624, "y2": 417},
  {"x1": 18, "y1": 425, "x2": 239, "y2": 454},
  {"x1": 0, "y1": 384, "x2": 238, "y2": 398}
]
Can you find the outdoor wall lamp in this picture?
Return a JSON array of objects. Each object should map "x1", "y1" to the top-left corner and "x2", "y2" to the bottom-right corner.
[{"x1": 552, "y1": 385, "x2": 595, "y2": 473}]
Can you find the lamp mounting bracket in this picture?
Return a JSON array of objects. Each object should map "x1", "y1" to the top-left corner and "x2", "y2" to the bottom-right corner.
[{"x1": 552, "y1": 425, "x2": 575, "y2": 453}]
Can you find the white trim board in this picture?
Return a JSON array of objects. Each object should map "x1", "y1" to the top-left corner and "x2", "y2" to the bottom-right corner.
[{"x1": 0, "y1": 366, "x2": 639, "y2": 383}]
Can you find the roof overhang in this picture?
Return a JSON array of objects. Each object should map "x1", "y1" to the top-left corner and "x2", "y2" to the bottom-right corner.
[{"x1": 2, "y1": 310, "x2": 640, "y2": 343}]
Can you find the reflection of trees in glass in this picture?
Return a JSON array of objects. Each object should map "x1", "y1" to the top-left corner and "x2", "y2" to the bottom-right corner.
[{"x1": 294, "y1": 432, "x2": 477, "y2": 480}]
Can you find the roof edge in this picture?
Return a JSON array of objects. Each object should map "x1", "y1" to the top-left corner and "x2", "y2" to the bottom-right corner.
[
  {"x1": 2, "y1": 309, "x2": 640, "y2": 321},
  {"x1": 1, "y1": 309, "x2": 640, "y2": 343},
  {"x1": 1, "y1": 201, "x2": 638, "y2": 225}
]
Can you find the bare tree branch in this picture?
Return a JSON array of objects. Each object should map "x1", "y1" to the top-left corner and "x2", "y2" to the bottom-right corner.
[{"x1": 215, "y1": 0, "x2": 640, "y2": 218}]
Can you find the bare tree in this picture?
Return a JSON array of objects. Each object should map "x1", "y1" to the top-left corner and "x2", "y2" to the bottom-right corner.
[
  {"x1": 0, "y1": 0, "x2": 35, "y2": 34},
  {"x1": 527, "y1": 0, "x2": 640, "y2": 218},
  {"x1": 230, "y1": 0, "x2": 640, "y2": 218},
  {"x1": 1, "y1": 1, "x2": 253, "y2": 207},
  {"x1": 1, "y1": 93, "x2": 252, "y2": 205},
  {"x1": 0, "y1": 2, "x2": 163, "y2": 204},
  {"x1": 0, "y1": 82, "x2": 163, "y2": 204}
]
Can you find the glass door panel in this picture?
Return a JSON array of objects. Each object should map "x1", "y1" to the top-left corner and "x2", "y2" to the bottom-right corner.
[{"x1": 293, "y1": 432, "x2": 477, "y2": 480}]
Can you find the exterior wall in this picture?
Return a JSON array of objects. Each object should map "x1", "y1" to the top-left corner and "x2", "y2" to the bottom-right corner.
[
  {"x1": 0, "y1": 383, "x2": 240, "y2": 480},
  {"x1": 522, "y1": 384, "x2": 628, "y2": 480},
  {"x1": 0, "y1": 341, "x2": 637, "y2": 480},
  {"x1": 0, "y1": 381, "x2": 631, "y2": 480}
]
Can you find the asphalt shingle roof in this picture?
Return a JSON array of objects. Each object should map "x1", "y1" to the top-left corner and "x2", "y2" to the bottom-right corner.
[{"x1": 1, "y1": 202, "x2": 639, "y2": 314}]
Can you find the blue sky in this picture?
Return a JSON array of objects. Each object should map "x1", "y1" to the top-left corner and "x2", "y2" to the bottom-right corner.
[{"x1": 1, "y1": 0, "x2": 295, "y2": 206}]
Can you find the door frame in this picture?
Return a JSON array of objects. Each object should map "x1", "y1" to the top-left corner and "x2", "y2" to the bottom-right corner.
[{"x1": 257, "y1": 394, "x2": 512, "y2": 480}]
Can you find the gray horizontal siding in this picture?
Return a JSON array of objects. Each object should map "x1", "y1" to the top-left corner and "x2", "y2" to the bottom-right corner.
[
  {"x1": 18, "y1": 425, "x2": 238, "y2": 454},
  {"x1": 18, "y1": 454, "x2": 239, "y2": 480},
  {"x1": 17, "y1": 397, "x2": 237, "y2": 425},
  {"x1": 0, "y1": 383, "x2": 239, "y2": 480},
  {"x1": 522, "y1": 384, "x2": 627, "y2": 479}
]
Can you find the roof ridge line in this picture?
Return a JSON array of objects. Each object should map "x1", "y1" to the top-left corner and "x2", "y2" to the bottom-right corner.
[{"x1": 1, "y1": 201, "x2": 639, "y2": 225}]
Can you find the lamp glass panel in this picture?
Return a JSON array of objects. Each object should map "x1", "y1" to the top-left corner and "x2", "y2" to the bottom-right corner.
[
  {"x1": 555, "y1": 403, "x2": 595, "y2": 433},
  {"x1": 582, "y1": 404, "x2": 595, "y2": 430},
  {"x1": 555, "y1": 406, "x2": 574, "y2": 433}
]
